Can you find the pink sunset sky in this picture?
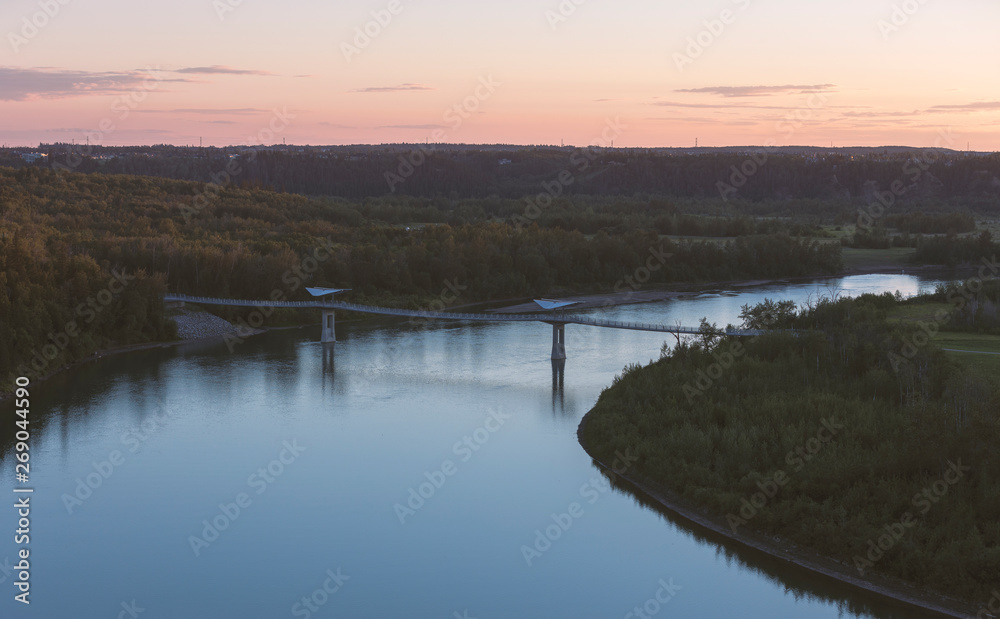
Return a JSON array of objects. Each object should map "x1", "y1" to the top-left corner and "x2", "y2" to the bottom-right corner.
[{"x1": 1, "y1": 0, "x2": 998, "y2": 149}]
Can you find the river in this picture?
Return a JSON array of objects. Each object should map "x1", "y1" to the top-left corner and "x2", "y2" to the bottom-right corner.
[{"x1": 0, "y1": 273, "x2": 957, "y2": 618}]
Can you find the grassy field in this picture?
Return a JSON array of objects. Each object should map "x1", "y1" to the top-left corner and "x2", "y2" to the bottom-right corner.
[
  {"x1": 885, "y1": 301, "x2": 954, "y2": 323},
  {"x1": 889, "y1": 303, "x2": 1000, "y2": 376},
  {"x1": 820, "y1": 225, "x2": 853, "y2": 240},
  {"x1": 931, "y1": 331, "x2": 1000, "y2": 353},
  {"x1": 933, "y1": 332, "x2": 1000, "y2": 377}
]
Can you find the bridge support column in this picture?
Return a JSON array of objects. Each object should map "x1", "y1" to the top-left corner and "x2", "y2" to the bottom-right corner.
[
  {"x1": 551, "y1": 324, "x2": 566, "y2": 360},
  {"x1": 321, "y1": 309, "x2": 336, "y2": 343},
  {"x1": 322, "y1": 341, "x2": 335, "y2": 376}
]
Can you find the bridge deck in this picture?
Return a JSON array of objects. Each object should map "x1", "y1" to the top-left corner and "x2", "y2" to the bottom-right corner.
[{"x1": 163, "y1": 294, "x2": 762, "y2": 336}]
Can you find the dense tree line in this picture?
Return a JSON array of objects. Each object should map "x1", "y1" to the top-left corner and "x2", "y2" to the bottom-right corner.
[
  {"x1": 846, "y1": 213, "x2": 980, "y2": 249},
  {"x1": 0, "y1": 167, "x2": 842, "y2": 391},
  {"x1": 0, "y1": 235, "x2": 175, "y2": 386},
  {"x1": 883, "y1": 212, "x2": 977, "y2": 235},
  {"x1": 21, "y1": 146, "x2": 1000, "y2": 208},
  {"x1": 924, "y1": 279, "x2": 1000, "y2": 333},
  {"x1": 581, "y1": 294, "x2": 1000, "y2": 603},
  {"x1": 912, "y1": 231, "x2": 997, "y2": 266}
]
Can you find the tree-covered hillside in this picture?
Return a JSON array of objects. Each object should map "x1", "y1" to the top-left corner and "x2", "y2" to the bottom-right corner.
[
  {"x1": 0, "y1": 167, "x2": 844, "y2": 391},
  {"x1": 581, "y1": 291, "x2": 1000, "y2": 603}
]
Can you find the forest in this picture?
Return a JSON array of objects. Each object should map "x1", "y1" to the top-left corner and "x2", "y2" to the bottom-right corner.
[
  {"x1": 580, "y1": 290, "x2": 1000, "y2": 604},
  {"x1": 0, "y1": 166, "x2": 846, "y2": 391},
  {"x1": 3, "y1": 156, "x2": 997, "y2": 393}
]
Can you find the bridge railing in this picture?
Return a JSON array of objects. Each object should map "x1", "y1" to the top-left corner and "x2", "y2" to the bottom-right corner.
[{"x1": 162, "y1": 293, "x2": 767, "y2": 336}]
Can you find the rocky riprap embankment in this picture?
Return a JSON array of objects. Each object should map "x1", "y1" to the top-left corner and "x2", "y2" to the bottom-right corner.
[{"x1": 171, "y1": 309, "x2": 264, "y2": 340}]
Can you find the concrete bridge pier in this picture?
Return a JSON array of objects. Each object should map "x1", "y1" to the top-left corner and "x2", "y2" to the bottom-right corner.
[
  {"x1": 551, "y1": 323, "x2": 566, "y2": 360},
  {"x1": 322, "y1": 341, "x2": 335, "y2": 375},
  {"x1": 321, "y1": 309, "x2": 336, "y2": 343},
  {"x1": 551, "y1": 358, "x2": 565, "y2": 402}
]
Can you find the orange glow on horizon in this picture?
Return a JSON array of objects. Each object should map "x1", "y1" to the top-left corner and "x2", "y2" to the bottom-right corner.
[{"x1": 1, "y1": 0, "x2": 998, "y2": 150}]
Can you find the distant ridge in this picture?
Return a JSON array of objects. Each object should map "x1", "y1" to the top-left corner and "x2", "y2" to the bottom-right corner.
[{"x1": 9, "y1": 143, "x2": 990, "y2": 155}]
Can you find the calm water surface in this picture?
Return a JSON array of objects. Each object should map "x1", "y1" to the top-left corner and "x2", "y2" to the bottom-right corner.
[{"x1": 0, "y1": 274, "x2": 957, "y2": 618}]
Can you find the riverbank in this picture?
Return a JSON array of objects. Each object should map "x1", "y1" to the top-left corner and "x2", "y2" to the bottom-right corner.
[
  {"x1": 0, "y1": 308, "x2": 267, "y2": 403},
  {"x1": 575, "y1": 288, "x2": 1000, "y2": 618},
  {"x1": 576, "y1": 413, "x2": 979, "y2": 619},
  {"x1": 0, "y1": 264, "x2": 963, "y2": 402},
  {"x1": 171, "y1": 306, "x2": 264, "y2": 340},
  {"x1": 490, "y1": 263, "x2": 955, "y2": 314}
]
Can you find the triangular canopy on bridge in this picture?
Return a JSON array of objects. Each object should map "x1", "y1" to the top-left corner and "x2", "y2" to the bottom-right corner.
[
  {"x1": 533, "y1": 298, "x2": 579, "y2": 311},
  {"x1": 306, "y1": 287, "x2": 351, "y2": 297}
]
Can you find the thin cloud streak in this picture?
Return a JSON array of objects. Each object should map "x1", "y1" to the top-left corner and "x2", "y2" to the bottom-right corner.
[
  {"x1": 652, "y1": 100, "x2": 857, "y2": 111},
  {"x1": 173, "y1": 65, "x2": 274, "y2": 76},
  {"x1": 929, "y1": 101, "x2": 1000, "y2": 112},
  {"x1": 377, "y1": 124, "x2": 444, "y2": 130},
  {"x1": 675, "y1": 84, "x2": 837, "y2": 98},
  {"x1": 352, "y1": 83, "x2": 434, "y2": 93},
  {"x1": 135, "y1": 108, "x2": 269, "y2": 115}
]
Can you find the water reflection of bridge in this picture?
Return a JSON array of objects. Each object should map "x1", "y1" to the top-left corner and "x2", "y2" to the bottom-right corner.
[{"x1": 162, "y1": 293, "x2": 763, "y2": 360}]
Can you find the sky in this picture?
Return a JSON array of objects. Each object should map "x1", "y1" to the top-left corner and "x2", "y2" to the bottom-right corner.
[{"x1": 1, "y1": 0, "x2": 999, "y2": 149}]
